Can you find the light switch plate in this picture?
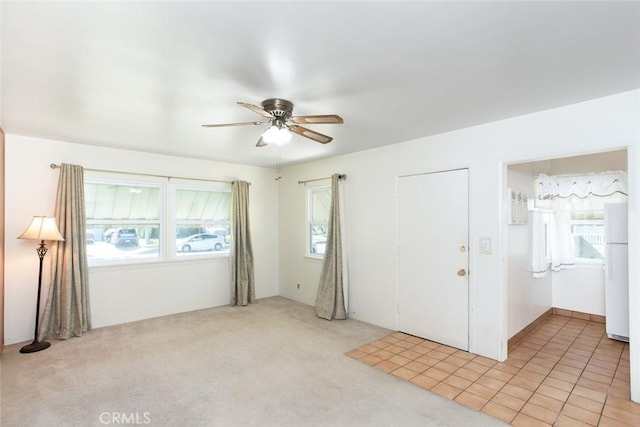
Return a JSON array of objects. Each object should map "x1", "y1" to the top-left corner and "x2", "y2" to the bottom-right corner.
[{"x1": 480, "y1": 237, "x2": 492, "y2": 254}]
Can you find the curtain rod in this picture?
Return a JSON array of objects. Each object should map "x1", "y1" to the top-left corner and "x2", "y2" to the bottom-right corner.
[
  {"x1": 50, "y1": 163, "x2": 249, "y2": 185},
  {"x1": 298, "y1": 174, "x2": 347, "y2": 185}
]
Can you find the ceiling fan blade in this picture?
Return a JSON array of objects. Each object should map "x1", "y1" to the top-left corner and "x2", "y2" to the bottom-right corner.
[
  {"x1": 291, "y1": 114, "x2": 344, "y2": 124},
  {"x1": 202, "y1": 121, "x2": 264, "y2": 128},
  {"x1": 237, "y1": 102, "x2": 274, "y2": 119},
  {"x1": 290, "y1": 125, "x2": 333, "y2": 144},
  {"x1": 256, "y1": 136, "x2": 268, "y2": 147}
]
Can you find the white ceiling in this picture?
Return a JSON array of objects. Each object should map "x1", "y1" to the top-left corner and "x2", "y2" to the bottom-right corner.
[{"x1": 1, "y1": 1, "x2": 639, "y2": 168}]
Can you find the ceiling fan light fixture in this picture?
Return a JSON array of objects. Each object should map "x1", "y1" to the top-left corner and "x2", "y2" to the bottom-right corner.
[
  {"x1": 262, "y1": 124, "x2": 292, "y2": 145},
  {"x1": 204, "y1": 98, "x2": 342, "y2": 146}
]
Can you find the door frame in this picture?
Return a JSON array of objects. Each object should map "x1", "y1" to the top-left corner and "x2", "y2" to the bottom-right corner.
[
  {"x1": 394, "y1": 167, "x2": 473, "y2": 351},
  {"x1": 502, "y1": 147, "x2": 639, "y2": 401}
]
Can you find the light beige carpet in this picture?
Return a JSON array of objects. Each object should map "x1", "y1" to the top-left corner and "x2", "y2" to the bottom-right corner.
[{"x1": 1, "y1": 296, "x2": 505, "y2": 426}]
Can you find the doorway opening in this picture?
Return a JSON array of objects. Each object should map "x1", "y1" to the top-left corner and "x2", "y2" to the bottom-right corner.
[{"x1": 505, "y1": 148, "x2": 628, "y2": 348}]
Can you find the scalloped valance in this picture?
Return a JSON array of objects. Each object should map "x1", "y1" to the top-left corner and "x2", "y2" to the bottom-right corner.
[{"x1": 535, "y1": 172, "x2": 627, "y2": 200}]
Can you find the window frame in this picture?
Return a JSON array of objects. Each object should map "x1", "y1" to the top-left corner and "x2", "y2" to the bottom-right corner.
[
  {"x1": 84, "y1": 172, "x2": 232, "y2": 267},
  {"x1": 570, "y1": 218, "x2": 606, "y2": 265},
  {"x1": 565, "y1": 193, "x2": 627, "y2": 265},
  {"x1": 171, "y1": 182, "x2": 232, "y2": 259},
  {"x1": 85, "y1": 176, "x2": 165, "y2": 267}
]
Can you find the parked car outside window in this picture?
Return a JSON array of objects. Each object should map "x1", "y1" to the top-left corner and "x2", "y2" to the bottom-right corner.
[
  {"x1": 108, "y1": 228, "x2": 139, "y2": 247},
  {"x1": 177, "y1": 233, "x2": 227, "y2": 253}
]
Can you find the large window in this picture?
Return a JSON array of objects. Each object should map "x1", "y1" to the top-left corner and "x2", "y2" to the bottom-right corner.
[
  {"x1": 85, "y1": 176, "x2": 231, "y2": 266},
  {"x1": 307, "y1": 186, "x2": 330, "y2": 257}
]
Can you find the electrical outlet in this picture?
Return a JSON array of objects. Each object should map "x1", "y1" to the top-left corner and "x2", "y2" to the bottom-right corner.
[{"x1": 297, "y1": 283, "x2": 300, "y2": 289}]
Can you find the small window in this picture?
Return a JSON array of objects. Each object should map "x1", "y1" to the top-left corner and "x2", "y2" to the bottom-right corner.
[
  {"x1": 571, "y1": 220, "x2": 605, "y2": 260},
  {"x1": 307, "y1": 186, "x2": 330, "y2": 257},
  {"x1": 566, "y1": 193, "x2": 627, "y2": 261}
]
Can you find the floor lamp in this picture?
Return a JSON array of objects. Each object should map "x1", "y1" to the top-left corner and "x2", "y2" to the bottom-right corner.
[{"x1": 18, "y1": 216, "x2": 64, "y2": 353}]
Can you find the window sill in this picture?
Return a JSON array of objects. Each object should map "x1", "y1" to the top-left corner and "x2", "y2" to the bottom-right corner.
[
  {"x1": 573, "y1": 259, "x2": 605, "y2": 270},
  {"x1": 89, "y1": 254, "x2": 229, "y2": 270},
  {"x1": 304, "y1": 255, "x2": 324, "y2": 262}
]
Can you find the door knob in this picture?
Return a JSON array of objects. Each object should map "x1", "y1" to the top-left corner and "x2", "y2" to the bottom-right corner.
[{"x1": 457, "y1": 269, "x2": 467, "y2": 276}]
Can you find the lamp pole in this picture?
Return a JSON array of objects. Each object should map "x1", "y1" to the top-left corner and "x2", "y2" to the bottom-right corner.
[
  {"x1": 18, "y1": 215, "x2": 63, "y2": 353},
  {"x1": 20, "y1": 240, "x2": 51, "y2": 353}
]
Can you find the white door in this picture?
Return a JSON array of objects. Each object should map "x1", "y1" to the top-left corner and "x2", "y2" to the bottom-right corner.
[{"x1": 397, "y1": 169, "x2": 469, "y2": 350}]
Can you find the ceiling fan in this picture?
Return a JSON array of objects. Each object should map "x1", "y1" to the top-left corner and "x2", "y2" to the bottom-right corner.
[{"x1": 202, "y1": 99, "x2": 343, "y2": 147}]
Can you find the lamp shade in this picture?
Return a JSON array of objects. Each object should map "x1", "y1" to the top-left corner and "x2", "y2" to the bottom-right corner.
[
  {"x1": 262, "y1": 125, "x2": 292, "y2": 145},
  {"x1": 18, "y1": 216, "x2": 64, "y2": 241}
]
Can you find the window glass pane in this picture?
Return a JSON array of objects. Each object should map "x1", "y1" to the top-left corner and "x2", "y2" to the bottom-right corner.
[
  {"x1": 572, "y1": 221, "x2": 605, "y2": 259},
  {"x1": 175, "y1": 188, "x2": 231, "y2": 256},
  {"x1": 307, "y1": 186, "x2": 330, "y2": 257},
  {"x1": 567, "y1": 193, "x2": 626, "y2": 260},
  {"x1": 310, "y1": 225, "x2": 327, "y2": 255},
  {"x1": 311, "y1": 189, "x2": 331, "y2": 222},
  {"x1": 85, "y1": 183, "x2": 160, "y2": 220},
  {"x1": 86, "y1": 182, "x2": 162, "y2": 264},
  {"x1": 175, "y1": 189, "x2": 231, "y2": 221},
  {"x1": 86, "y1": 224, "x2": 160, "y2": 262}
]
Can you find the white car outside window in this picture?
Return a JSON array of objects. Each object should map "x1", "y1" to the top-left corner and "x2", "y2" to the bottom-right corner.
[{"x1": 177, "y1": 233, "x2": 226, "y2": 252}]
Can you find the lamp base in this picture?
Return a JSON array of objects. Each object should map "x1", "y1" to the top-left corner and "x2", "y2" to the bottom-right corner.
[{"x1": 19, "y1": 340, "x2": 51, "y2": 353}]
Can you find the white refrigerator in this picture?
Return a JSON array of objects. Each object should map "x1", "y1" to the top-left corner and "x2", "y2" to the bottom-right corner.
[{"x1": 604, "y1": 203, "x2": 629, "y2": 342}]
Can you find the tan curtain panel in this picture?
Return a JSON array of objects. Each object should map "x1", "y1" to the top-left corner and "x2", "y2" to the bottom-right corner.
[
  {"x1": 230, "y1": 181, "x2": 255, "y2": 306},
  {"x1": 39, "y1": 163, "x2": 92, "y2": 340},
  {"x1": 315, "y1": 174, "x2": 347, "y2": 320}
]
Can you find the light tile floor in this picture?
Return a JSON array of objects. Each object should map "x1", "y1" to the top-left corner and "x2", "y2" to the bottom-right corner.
[{"x1": 347, "y1": 315, "x2": 640, "y2": 426}]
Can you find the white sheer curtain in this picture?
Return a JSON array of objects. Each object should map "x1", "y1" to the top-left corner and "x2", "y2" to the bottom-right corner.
[
  {"x1": 531, "y1": 210, "x2": 548, "y2": 278},
  {"x1": 531, "y1": 172, "x2": 625, "y2": 278},
  {"x1": 549, "y1": 200, "x2": 575, "y2": 271}
]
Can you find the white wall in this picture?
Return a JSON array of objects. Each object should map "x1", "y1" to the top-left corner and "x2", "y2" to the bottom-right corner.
[
  {"x1": 0, "y1": 0, "x2": 5, "y2": 350},
  {"x1": 0, "y1": 129, "x2": 4, "y2": 349},
  {"x1": 4, "y1": 135, "x2": 279, "y2": 344},
  {"x1": 278, "y1": 90, "x2": 640, "y2": 364},
  {"x1": 506, "y1": 164, "x2": 552, "y2": 339},
  {"x1": 553, "y1": 267, "x2": 605, "y2": 315}
]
